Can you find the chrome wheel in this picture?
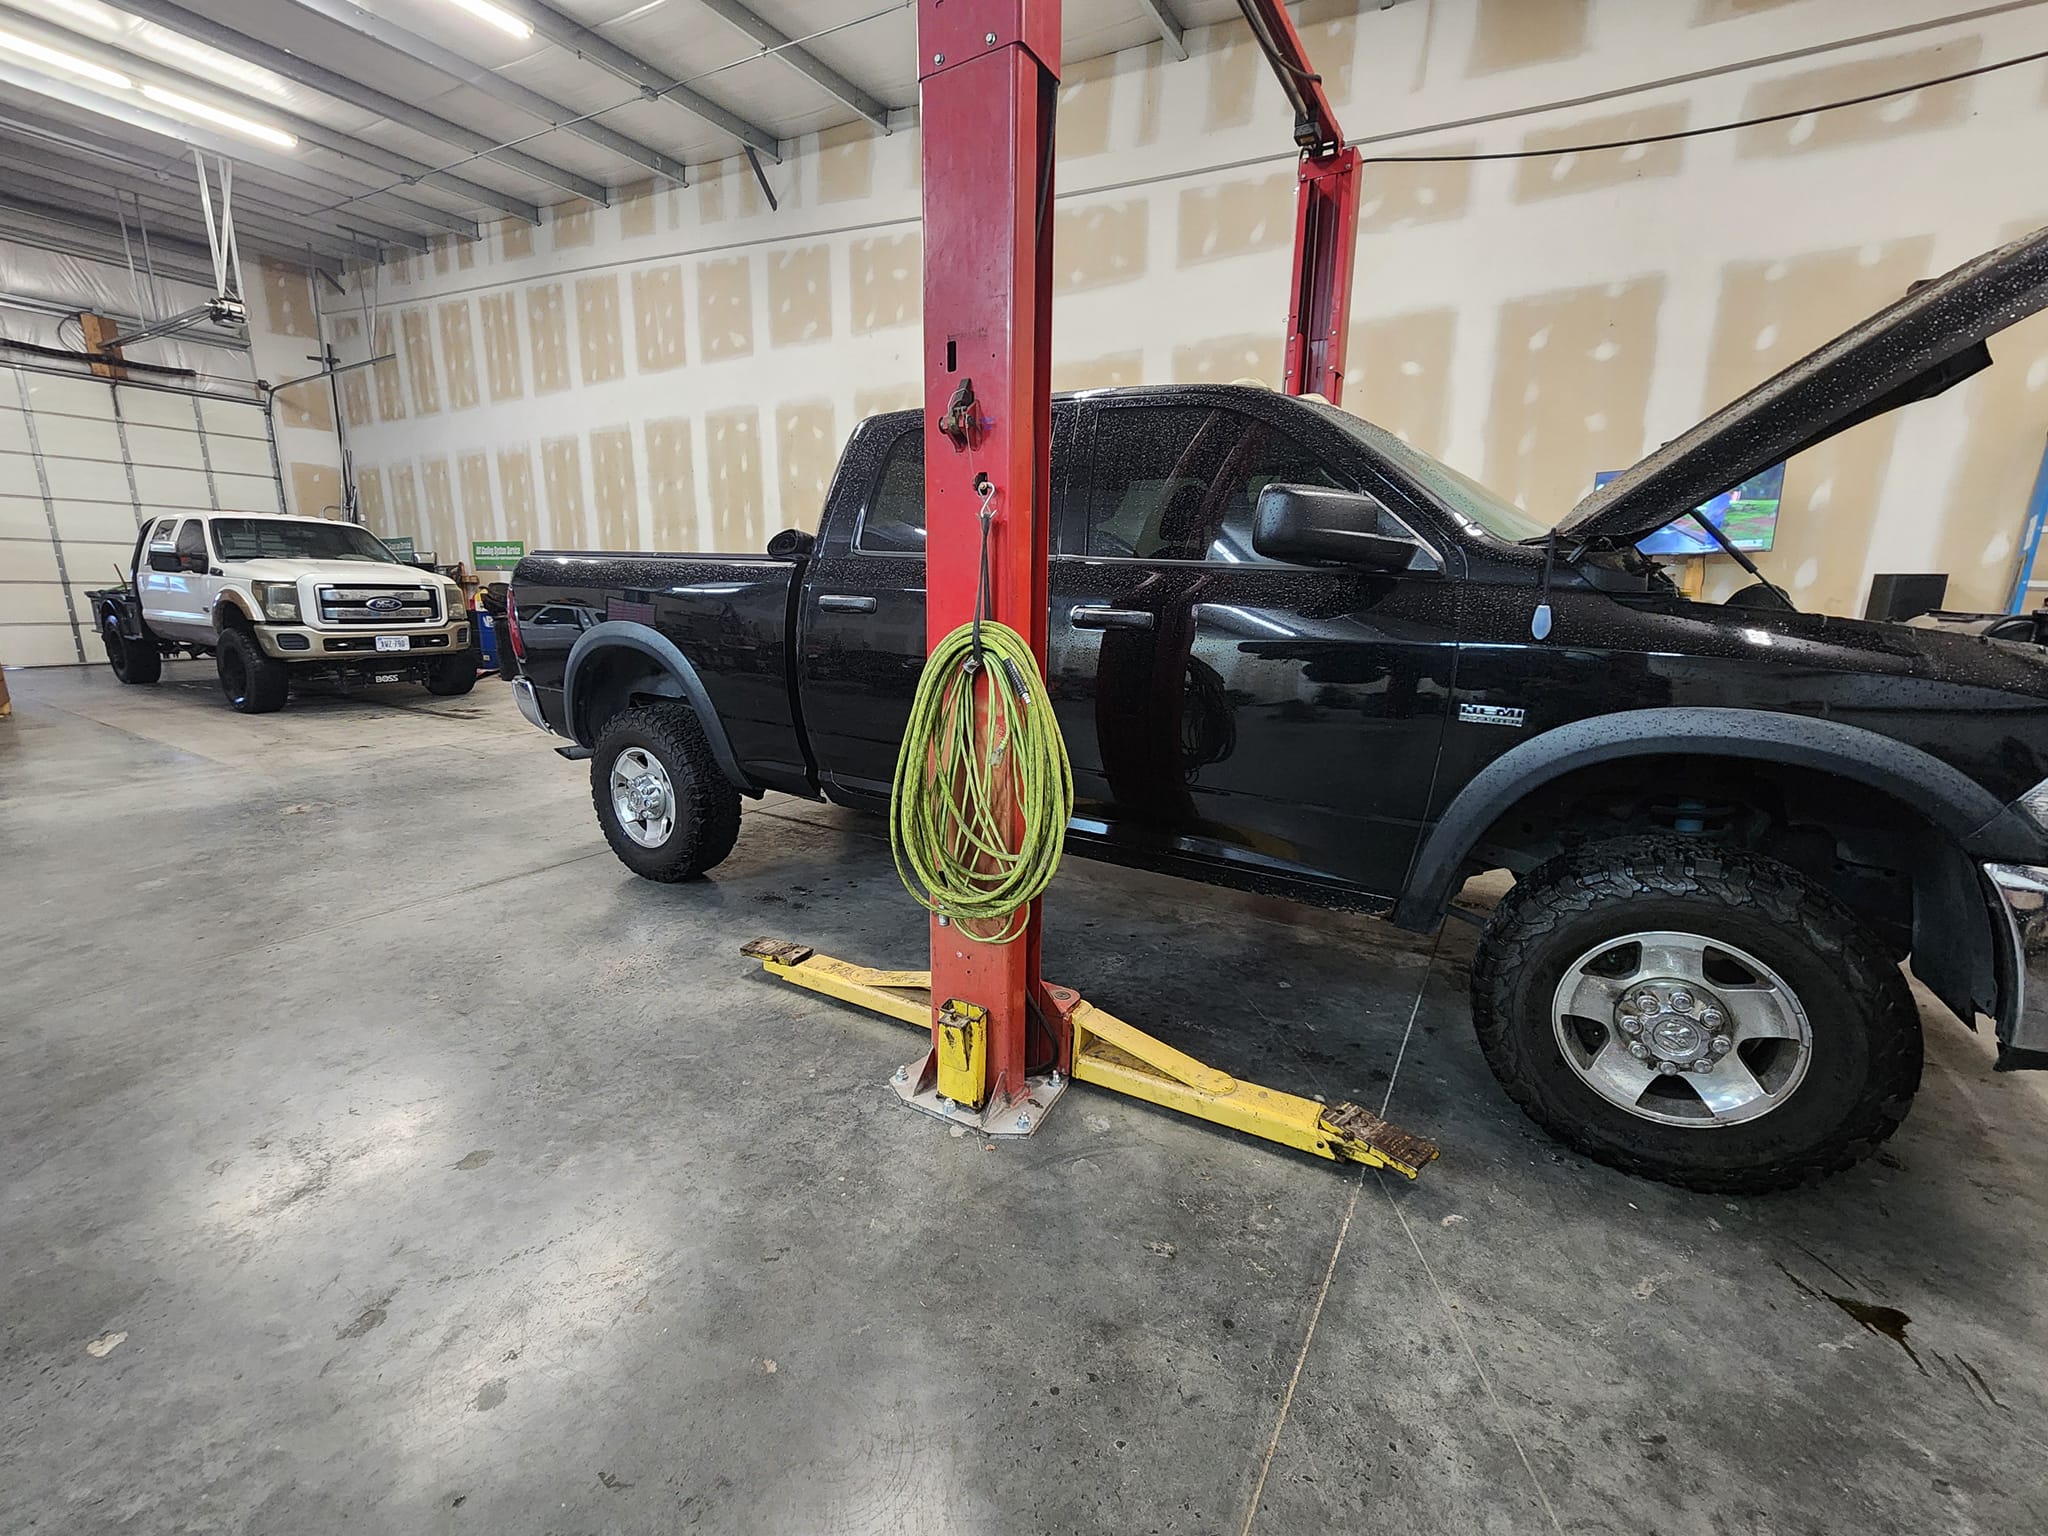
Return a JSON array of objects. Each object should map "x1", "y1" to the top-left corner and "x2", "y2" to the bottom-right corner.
[
  {"x1": 609, "y1": 747, "x2": 675, "y2": 848},
  {"x1": 1551, "y1": 930, "x2": 1813, "y2": 1127}
]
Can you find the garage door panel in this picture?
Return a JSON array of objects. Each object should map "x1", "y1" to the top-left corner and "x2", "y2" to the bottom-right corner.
[
  {"x1": 1, "y1": 581, "x2": 77, "y2": 624},
  {"x1": 0, "y1": 621, "x2": 83, "y2": 666},
  {"x1": 0, "y1": 492, "x2": 49, "y2": 540},
  {"x1": 1, "y1": 538, "x2": 62, "y2": 583},
  {"x1": 41, "y1": 457, "x2": 133, "y2": 504},
  {"x1": 61, "y1": 538, "x2": 136, "y2": 586},
  {"x1": 0, "y1": 409, "x2": 27, "y2": 454},
  {"x1": 207, "y1": 434, "x2": 273, "y2": 477},
  {"x1": 199, "y1": 399, "x2": 268, "y2": 439},
  {"x1": 213, "y1": 471, "x2": 280, "y2": 514},
  {"x1": 131, "y1": 464, "x2": 211, "y2": 508},
  {"x1": 17, "y1": 373, "x2": 111, "y2": 418},
  {"x1": 51, "y1": 500, "x2": 143, "y2": 544},
  {"x1": 0, "y1": 450, "x2": 41, "y2": 499},
  {"x1": 114, "y1": 387, "x2": 199, "y2": 430},
  {"x1": 30, "y1": 412, "x2": 122, "y2": 460},
  {"x1": 122, "y1": 422, "x2": 207, "y2": 470}
]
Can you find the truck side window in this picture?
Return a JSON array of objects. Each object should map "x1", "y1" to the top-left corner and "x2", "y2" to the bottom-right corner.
[
  {"x1": 175, "y1": 519, "x2": 208, "y2": 569},
  {"x1": 1086, "y1": 405, "x2": 1344, "y2": 563},
  {"x1": 151, "y1": 518, "x2": 178, "y2": 542},
  {"x1": 856, "y1": 429, "x2": 925, "y2": 554}
]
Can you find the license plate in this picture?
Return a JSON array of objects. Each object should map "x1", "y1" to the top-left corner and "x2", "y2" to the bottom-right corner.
[
  {"x1": 372, "y1": 672, "x2": 402, "y2": 684},
  {"x1": 375, "y1": 634, "x2": 411, "y2": 652}
]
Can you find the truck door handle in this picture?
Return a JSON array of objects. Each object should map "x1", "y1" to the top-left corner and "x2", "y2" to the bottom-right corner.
[
  {"x1": 817, "y1": 594, "x2": 876, "y2": 613},
  {"x1": 1070, "y1": 606, "x2": 1154, "y2": 631}
]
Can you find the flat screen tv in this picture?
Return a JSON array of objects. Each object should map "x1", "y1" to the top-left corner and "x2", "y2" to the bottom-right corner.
[{"x1": 1591, "y1": 463, "x2": 1786, "y2": 557}]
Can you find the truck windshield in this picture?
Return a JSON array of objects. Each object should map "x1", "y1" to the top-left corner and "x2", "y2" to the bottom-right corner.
[
  {"x1": 211, "y1": 519, "x2": 400, "y2": 564},
  {"x1": 1303, "y1": 400, "x2": 1550, "y2": 545}
]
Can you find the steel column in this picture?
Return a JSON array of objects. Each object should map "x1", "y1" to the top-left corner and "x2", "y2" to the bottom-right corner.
[{"x1": 916, "y1": 0, "x2": 1061, "y2": 1117}]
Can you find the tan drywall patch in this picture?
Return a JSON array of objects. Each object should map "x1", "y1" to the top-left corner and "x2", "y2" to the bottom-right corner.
[
  {"x1": 274, "y1": 380, "x2": 334, "y2": 432},
  {"x1": 388, "y1": 461, "x2": 420, "y2": 535},
  {"x1": 854, "y1": 384, "x2": 922, "y2": 418},
  {"x1": 1346, "y1": 307, "x2": 1456, "y2": 456},
  {"x1": 1056, "y1": 201, "x2": 1148, "y2": 293},
  {"x1": 497, "y1": 446, "x2": 539, "y2": 548},
  {"x1": 697, "y1": 157, "x2": 728, "y2": 223},
  {"x1": 1695, "y1": 0, "x2": 1813, "y2": 22},
  {"x1": 371, "y1": 316, "x2": 407, "y2": 421},
  {"x1": 767, "y1": 244, "x2": 832, "y2": 348},
  {"x1": 456, "y1": 235, "x2": 475, "y2": 270},
  {"x1": 1484, "y1": 277, "x2": 1665, "y2": 522},
  {"x1": 459, "y1": 452, "x2": 494, "y2": 538},
  {"x1": 340, "y1": 364, "x2": 372, "y2": 430},
  {"x1": 589, "y1": 427, "x2": 638, "y2": 549},
  {"x1": 1469, "y1": 0, "x2": 1588, "y2": 75},
  {"x1": 500, "y1": 218, "x2": 533, "y2": 259},
  {"x1": 1059, "y1": 52, "x2": 1115, "y2": 158},
  {"x1": 420, "y1": 457, "x2": 458, "y2": 563},
  {"x1": 259, "y1": 260, "x2": 317, "y2": 339},
  {"x1": 1740, "y1": 40, "x2": 1981, "y2": 158},
  {"x1": 631, "y1": 265, "x2": 688, "y2": 374},
  {"x1": 1135, "y1": 41, "x2": 1165, "y2": 145},
  {"x1": 1178, "y1": 173, "x2": 1293, "y2": 264},
  {"x1": 1296, "y1": 1, "x2": 1358, "y2": 103},
  {"x1": 645, "y1": 417, "x2": 697, "y2": 548},
  {"x1": 704, "y1": 407, "x2": 763, "y2": 551},
  {"x1": 1515, "y1": 103, "x2": 1689, "y2": 202},
  {"x1": 1704, "y1": 239, "x2": 1934, "y2": 612},
  {"x1": 576, "y1": 275, "x2": 625, "y2": 385},
  {"x1": 432, "y1": 236, "x2": 451, "y2": 276},
  {"x1": 620, "y1": 179, "x2": 657, "y2": 238},
  {"x1": 541, "y1": 436, "x2": 586, "y2": 545},
  {"x1": 696, "y1": 256, "x2": 755, "y2": 362},
  {"x1": 356, "y1": 465, "x2": 385, "y2": 522},
  {"x1": 524, "y1": 283, "x2": 566, "y2": 396},
  {"x1": 850, "y1": 233, "x2": 920, "y2": 333},
  {"x1": 775, "y1": 400, "x2": 837, "y2": 514},
  {"x1": 288, "y1": 461, "x2": 341, "y2": 520},
  {"x1": 475, "y1": 292, "x2": 522, "y2": 402},
  {"x1": 552, "y1": 198, "x2": 597, "y2": 250},
  {"x1": 1052, "y1": 352, "x2": 1143, "y2": 393},
  {"x1": 438, "y1": 300, "x2": 480, "y2": 410},
  {"x1": 401, "y1": 308, "x2": 441, "y2": 416},
  {"x1": 1172, "y1": 335, "x2": 1282, "y2": 387},
  {"x1": 1203, "y1": 20, "x2": 1261, "y2": 132},
  {"x1": 1358, "y1": 153, "x2": 1473, "y2": 233},
  {"x1": 817, "y1": 121, "x2": 875, "y2": 202}
]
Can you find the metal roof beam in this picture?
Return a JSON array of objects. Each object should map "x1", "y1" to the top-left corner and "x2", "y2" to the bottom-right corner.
[
  {"x1": 694, "y1": 0, "x2": 891, "y2": 131},
  {"x1": 508, "y1": 0, "x2": 781, "y2": 159},
  {"x1": 0, "y1": 188, "x2": 338, "y2": 282},
  {"x1": 1136, "y1": 0, "x2": 1190, "y2": 60},
  {"x1": 288, "y1": 0, "x2": 688, "y2": 186},
  {"x1": 0, "y1": 0, "x2": 542, "y2": 226},
  {"x1": 112, "y1": 0, "x2": 610, "y2": 205},
  {"x1": 0, "y1": 164, "x2": 362, "y2": 270}
]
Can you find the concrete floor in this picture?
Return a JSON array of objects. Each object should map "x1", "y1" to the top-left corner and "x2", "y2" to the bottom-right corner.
[{"x1": 4, "y1": 660, "x2": 2048, "y2": 1535}]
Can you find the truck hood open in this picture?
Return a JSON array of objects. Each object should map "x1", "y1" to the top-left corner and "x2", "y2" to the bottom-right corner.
[{"x1": 1558, "y1": 223, "x2": 2048, "y2": 545}]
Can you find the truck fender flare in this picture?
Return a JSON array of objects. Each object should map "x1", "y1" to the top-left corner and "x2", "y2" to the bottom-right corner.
[
  {"x1": 212, "y1": 591, "x2": 259, "y2": 628},
  {"x1": 1391, "y1": 706, "x2": 2021, "y2": 929},
  {"x1": 562, "y1": 620, "x2": 753, "y2": 791}
]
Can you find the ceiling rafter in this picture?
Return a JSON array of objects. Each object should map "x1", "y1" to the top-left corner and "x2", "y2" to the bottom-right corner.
[
  {"x1": 1136, "y1": 0, "x2": 1190, "y2": 60},
  {"x1": 694, "y1": 0, "x2": 891, "y2": 131},
  {"x1": 0, "y1": 185, "x2": 341, "y2": 280}
]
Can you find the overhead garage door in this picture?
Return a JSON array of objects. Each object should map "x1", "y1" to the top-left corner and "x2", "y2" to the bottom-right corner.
[{"x1": 0, "y1": 363, "x2": 283, "y2": 667}]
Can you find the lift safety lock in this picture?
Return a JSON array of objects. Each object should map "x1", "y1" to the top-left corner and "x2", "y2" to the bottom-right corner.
[{"x1": 935, "y1": 998, "x2": 989, "y2": 1107}]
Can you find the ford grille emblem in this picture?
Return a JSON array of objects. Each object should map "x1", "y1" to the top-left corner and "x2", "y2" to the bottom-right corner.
[{"x1": 366, "y1": 596, "x2": 405, "y2": 612}]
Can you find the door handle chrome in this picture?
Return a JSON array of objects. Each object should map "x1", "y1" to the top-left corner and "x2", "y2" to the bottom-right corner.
[
  {"x1": 1069, "y1": 606, "x2": 1154, "y2": 631},
  {"x1": 817, "y1": 594, "x2": 877, "y2": 613}
]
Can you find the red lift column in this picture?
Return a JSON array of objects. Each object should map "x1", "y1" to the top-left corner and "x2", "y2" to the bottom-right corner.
[{"x1": 911, "y1": 0, "x2": 1062, "y2": 1125}]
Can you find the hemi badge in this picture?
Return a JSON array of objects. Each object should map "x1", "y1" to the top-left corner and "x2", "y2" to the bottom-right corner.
[{"x1": 1459, "y1": 703, "x2": 1526, "y2": 728}]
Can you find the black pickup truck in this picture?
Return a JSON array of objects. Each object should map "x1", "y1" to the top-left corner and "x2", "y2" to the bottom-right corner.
[{"x1": 510, "y1": 226, "x2": 2048, "y2": 1194}]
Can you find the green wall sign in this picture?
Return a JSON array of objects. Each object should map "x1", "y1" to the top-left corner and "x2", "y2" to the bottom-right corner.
[
  {"x1": 382, "y1": 534, "x2": 417, "y2": 561},
  {"x1": 471, "y1": 540, "x2": 525, "y2": 570}
]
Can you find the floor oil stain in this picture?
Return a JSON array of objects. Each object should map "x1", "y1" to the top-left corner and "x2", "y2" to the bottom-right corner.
[
  {"x1": 1777, "y1": 1260, "x2": 1924, "y2": 1373},
  {"x1": 337, "y1": 1302, "x2": 388, "y2": 1340},
  {"x1": 453, "y1": 1149, "x2": 495, "y2": 1170},
  {"x1": 474, "y1": 1379, "x2": 508, "y2": 1411}
]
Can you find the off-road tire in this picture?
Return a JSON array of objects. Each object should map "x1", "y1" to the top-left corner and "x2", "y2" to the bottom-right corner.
[
  {"x1": 1471, "y1": 837, "x2": 1921, "y2": 1195},
  {"x1": 591, "y1": 703, "x2": 742, "y2": 882},
  {"x1": 216, "y1": 627, "x2": 289, "y2": 713},
  {"x1": 424, "y1": 650, "x2": 480, "y2": 696},
  {"x1": 102, "y1": 619, "x2": 160, "y2": 684}
]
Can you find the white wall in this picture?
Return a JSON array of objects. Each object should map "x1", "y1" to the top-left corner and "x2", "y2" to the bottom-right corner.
[{"x1": 273, "y1": 0, "x2": 2048, "y2": 616}]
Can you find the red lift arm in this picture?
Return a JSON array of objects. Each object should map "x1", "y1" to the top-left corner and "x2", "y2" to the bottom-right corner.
[{"x1": 1236, "y1": 0, "x2": 1362, "y2": 404}]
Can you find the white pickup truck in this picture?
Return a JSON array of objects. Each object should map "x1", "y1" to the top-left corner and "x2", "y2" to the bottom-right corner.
[{"x1": 87, "y1": 511, "x2": 476, "y2": 713}]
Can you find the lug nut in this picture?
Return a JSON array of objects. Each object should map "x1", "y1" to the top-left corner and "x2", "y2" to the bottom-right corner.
[
  {"x1": 1691, "y1": 1059, "x2": 1716, "y2": 1073},
  {"x1": 1701, "y1": 1009, "x2": 1724, "y2": 1030},
  {"x1": 893, "y1": 1066, "x2": 908, "y2": 1083},
  {"x1": 1628, "y1": 1042, "x2": 1650, "y2": 1059},
  {"x1": 1635, "y1": 991, "x2": 1660, "y2": 1012},
  {"x1": 1711, "y1": 1035, "x2": 1733, "y2": 1055},
  {"x1": 1656, "y1": 1061, "x2": 1681, "y2": 1075},
  {"x1": 1620, "y1": 1018, "x2": 1642, "y2": 1036},
  {"x1": 1016, "y1": 1114, "x2": 1031, "y2": 1131},
  {"x1": 1669, "y1": 990, "x2": 1695, "y2": 1012}
]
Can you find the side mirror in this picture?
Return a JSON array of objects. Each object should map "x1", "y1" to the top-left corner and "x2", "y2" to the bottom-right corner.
[
  {"x1": 147, "y1": 549, "x2": 180, "y2": 573},
  {"x1": 767, "y1": 527, "x2": 816, "y2": 561},
  {"x1": 1252, "y1": 483, "x2": 1435, "y2": 573}
]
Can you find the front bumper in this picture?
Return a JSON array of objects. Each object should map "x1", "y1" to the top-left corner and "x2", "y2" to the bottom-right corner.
[
  {"x1": 255, "y1": 620, "x2": 470, "y2": 659},
  {"x1": 1983, "y1": 863, "x2": 2048, "y2": 1067}
]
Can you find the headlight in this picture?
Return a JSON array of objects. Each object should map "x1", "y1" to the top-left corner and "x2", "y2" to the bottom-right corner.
[
  {"x1": 252, "y1": 580, "x2": 300, "y2": 623},
  {"x1": 2020, "y1": 779, "x2": 2048, "y2": 831},
  {"x1": 445, "y1": 584, "x2": 467, "y2": 619}
]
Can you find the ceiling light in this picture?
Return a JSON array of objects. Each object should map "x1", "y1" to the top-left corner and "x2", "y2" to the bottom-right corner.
[
  {"x1": 0, "y1": 25, "x2": 133, "y2": 89},
  {"x1": 140, "y1": 85, "x2": 297, "y2": 149},
  {"x1": 442, "y1": 0, "x2": 533, "y2": 40}
]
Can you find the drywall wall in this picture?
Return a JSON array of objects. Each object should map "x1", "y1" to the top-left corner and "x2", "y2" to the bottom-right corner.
[{"x1": 277, "y1": 0, "x2": 2048, "y2": 616}]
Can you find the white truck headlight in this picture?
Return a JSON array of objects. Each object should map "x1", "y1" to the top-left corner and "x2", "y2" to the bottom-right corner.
[
  {"x1": 445, "y1": 585, "x2": 467, "y2": 619},
  {"x1": 253, "y1": 580, "x2": 300, "y2": 623}
]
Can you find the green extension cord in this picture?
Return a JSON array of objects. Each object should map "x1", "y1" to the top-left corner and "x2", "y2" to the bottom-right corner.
[{"x1": 889, "y1": 619, "x2": 1074, "y2": 943}]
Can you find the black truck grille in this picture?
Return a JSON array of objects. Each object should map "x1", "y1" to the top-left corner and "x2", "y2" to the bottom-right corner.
[{"x1": 318, "y1": 585, "x2": 440, "y2": 625}]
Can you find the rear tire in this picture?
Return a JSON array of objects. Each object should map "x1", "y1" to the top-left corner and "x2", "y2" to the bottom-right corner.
[
  {"x1": 1470, "y1": 837, "x2": 1921, "y2": 1195},
  {"x1": 424, "y1": 650, "x2": 479, "y2": 696},
  {"x1": 216, "y1": 627, "x2": 289, "y2": 713},
  {"x1": 102, "y1": 619, "x2": 160, "y2": 684},
  {"x1": 590, "y1": 704, "x2": 742, "y2": 882}
]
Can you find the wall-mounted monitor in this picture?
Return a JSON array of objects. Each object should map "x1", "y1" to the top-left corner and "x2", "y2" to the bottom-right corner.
[{"x1": 1592, "y1": 463, "x2": 1786, "y2": 556}]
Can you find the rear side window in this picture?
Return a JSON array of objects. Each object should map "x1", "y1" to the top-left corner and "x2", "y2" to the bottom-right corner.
[
  {"x1": 174, "y1": 519, "x2": 207, "y2": 565},
  {"x1": 856, "y1": 429, "x2": 925, "y2": 554}
]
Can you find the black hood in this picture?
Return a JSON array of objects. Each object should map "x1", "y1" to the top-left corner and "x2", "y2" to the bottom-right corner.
[{"x1": 1560, "y1": 223, "x2": 2048, "y2": 544}]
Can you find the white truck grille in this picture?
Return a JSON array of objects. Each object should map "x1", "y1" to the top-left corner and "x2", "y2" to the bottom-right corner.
[{"x1": 318, "y1": 585, "x2": 440, "y2": 625}]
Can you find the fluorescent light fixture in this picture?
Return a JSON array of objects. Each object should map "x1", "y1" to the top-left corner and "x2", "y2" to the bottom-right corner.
[
  {"x1": 0, "y1": 26, "x2": 133, "y2": 89},
  {"x1": 140, "y1": 85, "x2": 297, "y2": 149},
  {"x1": 442, "y1": 0, "x2": 533, "y2": 40}
]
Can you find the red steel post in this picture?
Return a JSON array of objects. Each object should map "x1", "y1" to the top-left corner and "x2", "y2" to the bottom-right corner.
[{"x1": 916, "y1": 0, "x2": 1062, "y2": 1112}]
